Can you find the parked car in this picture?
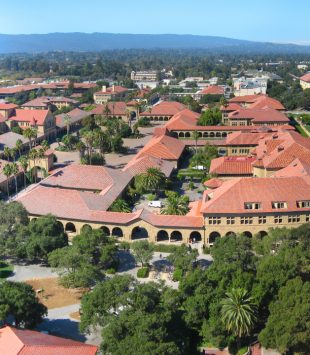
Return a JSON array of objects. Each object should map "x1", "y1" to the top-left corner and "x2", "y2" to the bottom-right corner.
[{"x1": 148, "y1": 200, "x2": 162, "y2": 208}]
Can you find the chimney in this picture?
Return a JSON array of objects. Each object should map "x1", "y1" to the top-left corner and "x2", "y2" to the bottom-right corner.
[{"x1": 102, "y1": 85, "x2": 106, "y2": 92}]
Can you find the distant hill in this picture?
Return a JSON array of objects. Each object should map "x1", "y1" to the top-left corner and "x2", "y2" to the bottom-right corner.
[{"x1": 1, "y1": 32, "x2": 310, "y2": 54}]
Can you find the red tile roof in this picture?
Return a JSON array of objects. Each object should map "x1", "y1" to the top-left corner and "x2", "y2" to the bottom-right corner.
[
  {"x1": 164, "y1": 109, "x2": 200, "y2": 131},
  {"x1": 9, "y1": 109, "x2": 50, "y2": 126},
  {"x1": 252, "y1": 131, "x2": 310, "y2": 169},
  {"x1": 0, "y1": 103, "x2": 18, "y2": 110},
  {"x1": 300, "y1": 73, "x2": 310, "y2": 83},
  {"x1": 224, "y1": 131, "x2": 271, "y2": 146},
  {"x1": 95, "y1": 85, "x2": 128, "y2": 95},
  {"x1": 22, "y1": 96, "x2": 78, "y2": 108},
  {"x1": 273, "y1": 158, "x2": 310, "y2": 177},
  {"x1": 220, "y1": 103, "x2": 241, "y2": 111},
  {"x1": 90, "y1": 102, "x2": 127, "y2": 116},
  {"x1": 140, "y1": 101, "x2": 186, "y2": 116},
  {"x1": 210, "y1": 156, "x2": 256, "y2": 176},
  {"x1": 230, "y1": 94, "x2": 285, "y2": 110},
  {"x1": 228, "y1": 107, "x2": 289, "y2": 124},
  {"x1": 56, "y1": 108, "x2": 90, "y2": 128},
  {"x1": 200, "y1": 176, "x2": 310, "y2": 214},
  {"x1": 136, "y1": 134, "x2": 185, "y2": 161},
  {"x1": 203, "y1": 178, "x2": 223, "y2": 189},
  {"x1": 0, "y1": 326, "x2": 97, "y2": 355},
  {"x1": 198, "y1": 85, "x2": 225, "y2": 95},
  {"x1": 123, "y1": 155, "x2": 175, "y2": 177}
]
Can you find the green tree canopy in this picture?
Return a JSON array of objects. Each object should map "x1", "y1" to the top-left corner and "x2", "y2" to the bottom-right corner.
[{"x1": 0, "y1": 281, "x2": 47, "y2": 328}]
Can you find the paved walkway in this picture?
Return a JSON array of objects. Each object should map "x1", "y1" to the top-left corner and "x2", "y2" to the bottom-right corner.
[{"x1": 8, "y1": 263, "x2": 57, "y2": 281}]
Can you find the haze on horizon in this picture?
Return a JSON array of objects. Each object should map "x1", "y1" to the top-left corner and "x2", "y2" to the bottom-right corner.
[{"x1": 0, "y1": 0, "x2": 309, "y2": 44}]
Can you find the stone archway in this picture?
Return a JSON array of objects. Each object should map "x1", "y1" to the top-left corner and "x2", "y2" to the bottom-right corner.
[
  {"x1": 157, "y1": 230, "x2": 169, "y2": 242},
  {"x1": 170, "y1": 230, "x2": 182, "y2": 242},
  {"x1": 100, "y1": 226, "x2": 110, "y2": 236},
  {"x1": 131, "y1": 226, "x2": 149, "y2": 240},
  {"x1": 179, "y1": 132, "x2": 185, "y2": 138},
  {"x1": 209, "y1": 231, "x2": 220, "y2": 244},
  {"x1": 65, "y1": 222, "x2": 76, "y2": 233},
  {"x1": 225, "y1": 231, "x2": 236, "y2": 237},
  {"x1": 203, "y1": 132, "x2": 209, "y2": 138},
  {"x1": 242, "y1": 231, "x2": 253, "y2": 238},
  {"x1": 257, "y1": 230, "x2": 268, "y2": 238},
  {"x1": 112, "y1": 227, "x2": 123, "y2": 238},
  {"x1": 185, "y1": 132, "x2": 190, "y2": 138},
  {"x1": 81, "y1": 224, "x2": 92, "y2": 234},
  {"x1": 222, "y1": 132, "x2": 227, "y2": 137},
  {"x1": 189, "y1": 231, "x2": 202, "y2": 243},
  {"x1": 210, "y1": 132, "x2": 215, "y2": 138}
]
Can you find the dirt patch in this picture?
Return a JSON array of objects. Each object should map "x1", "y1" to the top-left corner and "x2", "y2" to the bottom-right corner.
[{"x1": 25, "y1": 277, "x2": 87, "y2": 309}]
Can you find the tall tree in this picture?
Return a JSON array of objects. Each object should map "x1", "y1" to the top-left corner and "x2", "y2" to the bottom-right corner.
[
  {"x1": 221, "y1": 288, "x2": 256, "y2": 349},
  {"x1": 161, "y1": 191, "x2": 189, "y2": 215},
  {"x1": 23, "y1": 127, "x2": 37, "y2": 150},
  {"x1": 18, "y1": 156, "x2": 28, "y2": 188},
  {"x1": 3, "y1": 163, "x2": 12, "y2": 198},
  {"x1": 0, "y1": 281, "x2": 47, "y2": 328}
]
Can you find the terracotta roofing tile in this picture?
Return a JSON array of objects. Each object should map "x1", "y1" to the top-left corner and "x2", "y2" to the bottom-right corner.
[
  {"x1": 228, "y1": 107, "x2": 289, "y2": 123},
  {"x1": 123, "y1": 155, "x2": 175, "y2": 177},
  {"x1": 203, "y1": 178, "x2": 223, "y2": 189},
  {"x1": 56, "y1": 108, "x2": 90, "y2": 128},
  {"x1": 0, "y1": 103, "x2": 18, "y2": 110},
  {"x1": 9, "y1": 109, "x2": 50, "y2": 126},
  {"x1": 0, "y1": 326, "x2": 97, "y2": 355},
  {"x1": 300, "y1": 72, "x2": 310, "y2": 83},
  {"x1": 210, "y1": 156, "x2": 256, "y2": 175},
  {"x1": 140, "y1": 101, "x2": 186, "y2": 116},
  {"x1": 135, "y1": 134, "x2": 185, "y2": 161},
  {"x1": 230, "y1": 94, "x2": 285, "y2": 110},
  {"x1": 90, "y1": 101, "x2": 127, "y2": 116},
  {"x1": 200, "y1": 176, "x2": 310, "y2": 214},
  {"x1": 198, "y1": 85, "x2": 225, "y2": 95}
]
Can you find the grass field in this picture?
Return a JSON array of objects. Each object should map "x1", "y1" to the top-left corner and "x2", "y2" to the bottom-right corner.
[{"x1": 0, "y1": 262, "x2": 14, "y2": 279}]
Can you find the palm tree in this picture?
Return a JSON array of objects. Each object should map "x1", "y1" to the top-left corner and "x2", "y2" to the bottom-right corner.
[
  {"x1": 75, "y1": 140, "x2": 86, "y2": 161},
  {"x1": 64, "y1": 114, "x2": 71, "y2": 136},
  {"x1": 103, "y1": 105, "x2": 111, "y2": 120},
  {"x1": 82, "y1": 131, "x2": 96, "y2": 165},
  {"x1": 221, "y1": 288, "x2": 257, "y2": 349},
  {"x1": 191, "y1": 131, "x2": 200, "y2": 154},
  {"x1": 3, "y1": 163, "x2": 12, "y2": 198},
  {"x1": 10, "y1": 162, "x2": 19, "y2": 194},
  {"x1": 125, "y1": 109, "x2": 132, "y2": 128},
  {"x1": 23, "y1": 127, "x2": 37, "y2": 150},
  {"x1": 19, "y1": 156, "x2": 28, "y2": 188},
  {"x1": 161, "y1": 191, "x2": 189, "y2": 215},
  {"x1": 139, "y1": 167, "x2": 165, "y2": 193},
  {"x1": 3, "y1": 147, "x2": 11, "y2": 161},
  {"x1": 15, "y1": 139, "x2": 23, "y2": 158},
  {"x1": 28, "y1": 149, "x2": 38, "y2": 183},
  {"x1": 109, "y1": 198, "x2": 131, "y2": 213}
]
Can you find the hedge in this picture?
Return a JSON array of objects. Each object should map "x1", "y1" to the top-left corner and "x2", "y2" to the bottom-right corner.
[{"x1": 137, "y1": 267, "x2": 149, "y2": 278}]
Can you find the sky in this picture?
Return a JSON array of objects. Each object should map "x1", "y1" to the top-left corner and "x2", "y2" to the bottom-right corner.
[{"x1": 0, "y1": 0, "x2": 310, "y2": 43}]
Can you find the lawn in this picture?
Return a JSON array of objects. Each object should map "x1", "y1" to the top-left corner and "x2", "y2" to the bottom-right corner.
[
  {"x1": 0, "y1": 262, "x2": 14, "y2": 279},
  {"x1": 25, "y1": 277, "x2": 87, "y2": 309}
]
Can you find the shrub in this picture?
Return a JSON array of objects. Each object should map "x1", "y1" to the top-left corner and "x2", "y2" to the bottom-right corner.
[
  {"x1": 172, "y1": 268, "x2": 183, "y2": 281},
  {"x1": 152, "y1": 244, "x2": 183, "y2": 253},
  {"x1": 106, "y1": 268, "x2": 116, "y2": 275},
  {"x1": 146, "y1": 193, "x2": 156, "y2": 201},
  {"x1": 119, "y1": 241, "x2": 130, "y2": 251},
  {"x1": 203, "y1": 246, "x2": 211, "y2": 255},
  {"x1": 137, "y1": 267, "x2": 149, "y2": 278}
]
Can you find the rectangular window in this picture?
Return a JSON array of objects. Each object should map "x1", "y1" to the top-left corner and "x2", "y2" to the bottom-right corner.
[
  {"x1": 208, "y1": 217, "x2": 221, "y2": 225},
  {"x1": 244, "y1": 202, "x2": 261, "y2": 210},
  {"x1": 240, "y1": 216, "x2": 253, "y2": 225},
  {"x1": 226, "y1": 217, "x2": 235, "y2": 225},
  {"x1": 274, "y1": 216, "x2": 283, "y2": 223},
  {"x1": 306, "y1": 215, "x2": 310, "y2": 222},
  {"x1": 258, "y1": 216, "x2": 267, "y2": 224},
  {"x1": 272, "y1": 201, "x2": 287, "y2": 209},
  {"x1": 297, "y1": 200, "x2": 310, "y2": 208},
  {"x1": 288, "y1": 215, "x2": 300, "y2": 223}
]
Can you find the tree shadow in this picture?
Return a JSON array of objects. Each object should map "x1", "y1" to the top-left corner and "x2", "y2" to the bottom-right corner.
[
  {"x1": 117, "y1": 250, "x2": 136, "y2": 272},
  {"x1": 37, "y1": 318, "x2": 87, "y2": 342},
  {"x1": 152, "y1": 259, "x2": 173, "y2": 272}
]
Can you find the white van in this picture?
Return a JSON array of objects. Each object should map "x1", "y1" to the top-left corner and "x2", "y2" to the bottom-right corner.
[{"x1": 148, "y1": 200, "x2": 162, "y2": 208}]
